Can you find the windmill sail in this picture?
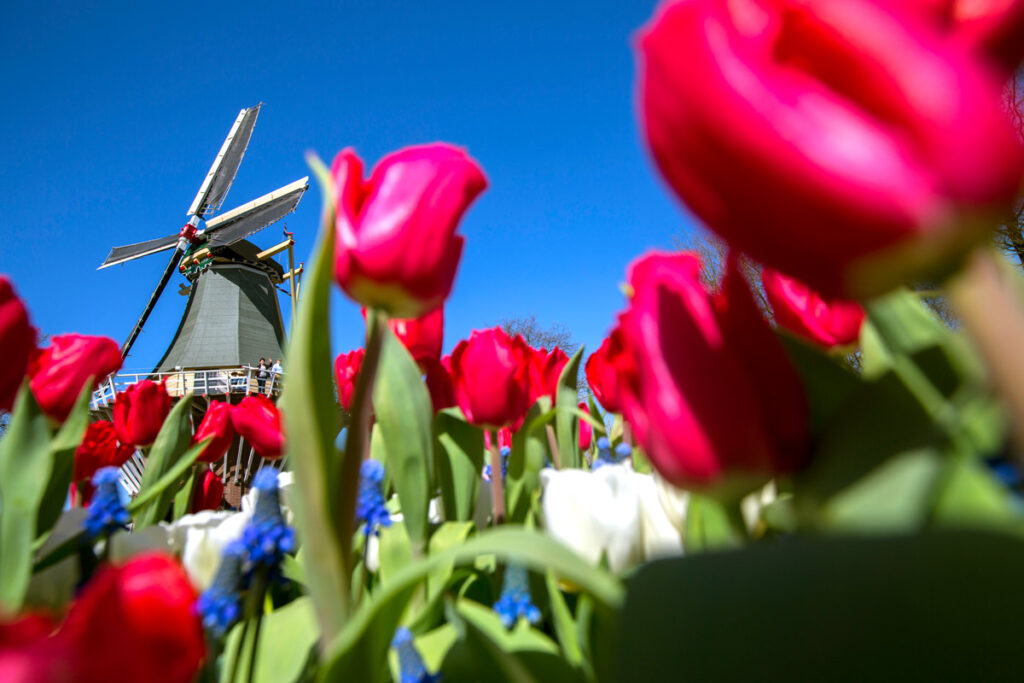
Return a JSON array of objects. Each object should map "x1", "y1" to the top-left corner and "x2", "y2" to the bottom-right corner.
[
  {"x1": 98, "y1": 233, "x2": 180, "y2": 269},
  {"x1": 187, "y1": 104, "x2": 261, "y2": 218},
  {"x1": 204, "y1": 177, "x2": 308, "y2": 248}
]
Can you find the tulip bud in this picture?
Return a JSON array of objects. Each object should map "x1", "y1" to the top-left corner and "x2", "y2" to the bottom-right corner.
[
  {"x1": 112, "y1": 380, "x2": 171, "y2": 449},
  {"x1": 333, "y1": 144, "x2": 487, "y2": 318},
  {"x1": 448, "y1": 328, "x2": 532, "y2": 429},
  {"x1": 29, "y1": 334, "x2": 122, "y2": 422},
  {"x1": 528, "y1": 346, "x2": 568, "y2": 406},
  {"x1": 619, "y1": 252, "x2": 809, "y2": 489},
  {"x1": 58, "y1": 553, "x2": 205, "y2": 682},
  {"x1": 762, "y1": 268, "x2": 865, "y2": 349},
  {"x1": 637, "y1": 0, "x2": 1024, "y2": 299},
  {"x1": 364, "y1": 306, "x2": 444, "y2": 366},
  {"x1": 192, "y1": 400, "x2": 234, "y2": 464},
  {"x1": 0, "y1": 276, "x2": 35, "y2": 413},
  {"x1": 74, "y1": 421, "x2": 134, "y2": 483},
  {"x1": 578, "y1": 402, "x2": 593, "y2": 451},
  {"x1": 231, "y1": 394, "x2": 284, "y2": 459},
  {"x1": 190, "y1": 469, "x2": 224, "y2": 513},
  {"x1": 585, "y1": 324, "x2": 630, "y2": 414},
  {"x1": 333, "y1": 349, "x2": 365, "y2": 412}
]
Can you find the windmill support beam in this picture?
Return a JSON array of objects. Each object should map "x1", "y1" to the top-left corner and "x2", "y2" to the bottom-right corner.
[{"x1": 257, "y1": 238, "x2": 294, "y2": 261}]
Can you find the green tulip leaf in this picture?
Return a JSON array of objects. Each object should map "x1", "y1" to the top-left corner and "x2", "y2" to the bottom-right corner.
[
  {"x1": 35, "y1": 383, "x2": 93, "y2": 539},
  {"x1": 0, "y1": 384, "x2": 54, "y2": 613},
  {"x1": 132, "y1": 394, "x2": 194, "y2": 528},
  {"x1": 554, "y1": 347, "x2": 584, "y2": 469},
  {"x1": 374, "y1": 324, "x2": 434, "y2": 556},
  {"x1": 434, "y1": 408, "x2": 484, "y2": 522}
]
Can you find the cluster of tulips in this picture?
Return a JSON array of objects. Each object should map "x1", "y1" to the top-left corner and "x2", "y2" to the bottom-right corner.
[{"x1": 5, "y1": 0, "x2": 1024, "y2": 680}]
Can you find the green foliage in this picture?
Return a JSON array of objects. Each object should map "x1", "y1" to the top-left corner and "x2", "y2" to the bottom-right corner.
[
  {"x1": 132, "y1": 394, "x2": 195, "y2": 528},
  {"x1": 434, "y1": 408, "x2": 484, "y2": 522}
]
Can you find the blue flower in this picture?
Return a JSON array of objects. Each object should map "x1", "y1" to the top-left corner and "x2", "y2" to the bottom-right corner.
[
  {"x1": 357, "y1": 459, "x2": 392, "y2": 536},
  {"x1": 493, "y1": 564, "x2": 541, "y2": 629},
  {"x1": 592, "y1": 438, "x2": 631, "y2": 470},
  {"x1": 391, "y1": 626, "x2": 440, "y2": 683},
  {"x1": 483, "y1": 446, "x2": 511, "y2": 481},
  {"x1": 82, "y1": 467, "x2": 130, "y2": 539},
  {"x1": 196, "y1": 542, "x2": 245, "y2": 636},
  {"x1": 240, "y1": 467, "x2": 295, "y2": 569}
]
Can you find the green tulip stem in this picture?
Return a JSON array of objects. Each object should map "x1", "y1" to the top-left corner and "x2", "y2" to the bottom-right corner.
[
  {"x1": 951, "y1": 248, "x2": 1024, "y2": 460},
  {"x1": 489, "y1": 431, "x2": 506, "y2": 525},
  {"x1": 335, "y1": 309, "x2": 387, "y2": 585},
  {"x1": 545, "y1": 424, "x2": 562, "y2": 470}
]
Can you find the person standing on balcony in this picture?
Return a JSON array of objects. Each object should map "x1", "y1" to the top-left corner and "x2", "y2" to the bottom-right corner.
[
  {"x1": 257, "y1": 358, "x2": 268, "y2": 394},
  {"x1": 270, "y1": 358, "x2": 283, "y2": 395}
]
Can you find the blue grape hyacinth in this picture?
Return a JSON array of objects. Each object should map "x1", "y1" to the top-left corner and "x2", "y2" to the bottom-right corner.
[
  {"x1": 392, "y1": 626, "x2": 440, "y2": 683},
  {"x1": 493, "y1": 564, "x2": 541, "y2": 629},
  {"x1": 241, "y1": 467, "x2": 295, "y2": 568},
  {"x1": 82, "y1": 467, "x2": 130, "y2": 539},
  {"x1": 592, "y1": 437, "x2": 631, "y2": 470},
  {"x1": 196, "y1": 541, "x2": 246, "y2": 636},
  {"x1": 483, "y1": 446, "x2": 511, "y2": 481},
  {"x1": 357, "y1": 459, "x2": 392, "y2": 536}
]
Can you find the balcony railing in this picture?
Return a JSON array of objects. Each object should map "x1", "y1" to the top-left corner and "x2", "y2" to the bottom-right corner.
[{"x1": 91, "y1": 365, "x2": 284, "y2": 409}]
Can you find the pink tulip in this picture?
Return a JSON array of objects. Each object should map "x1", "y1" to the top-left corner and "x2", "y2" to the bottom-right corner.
[
  {"x1": 380, "y1": 306, "x2": 445, "y2": 366},
  {"x1": 585, "y1": 324, "x2": 630, "y2": 414},
  {"x1": 333, "y1": 144, "x2": 487, "y2": 318},
  {"x1": 0, "y1": 277, "x2": 35, "y2": 413},
  {"x1": 528, "y1": 346, "x2": 568, "y2": 406},
  {"x1": 896, "y1": 0, "x2": 1024, "y2": 72},
  {"x1": 29, "y1": 335, "x2": 122, "y2": 422},
  {"x1": 578, "y1": 402, "x2": 593, "y2": 451},
  {"x1": 619, "y1": 251, "x2": 809, "y2": 489},
  {"x1": 333, "y1": 349, "x2": 365, "y2": 412},
  {"x1": 423, "y1": 356, "x2": 457, "y2": 413},
  {"x1": 762, "y1": 268, "x2": 866, "y2": 348},
  {"x1": 448, "y1": 328, "x2": 532, "y2": 429},
  {"x1": 231, "y1": 395, "x2": 284, "y2": 460},
  {"x1": 638, "y1": 0, "x2": 1024, "y2": 299}
]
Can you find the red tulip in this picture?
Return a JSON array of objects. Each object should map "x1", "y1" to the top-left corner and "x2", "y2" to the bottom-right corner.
[
  {"x1": 231, "y1": 394, "x2": 284, "y2": 459},
  {"x1": 389, "y1": 306, "x2": 444, "y2": 365},
  {"x1": 762, "y1": 268, "x2": 866, "y2": 349},
  {"x1": 423, "y1": 356, "x2": 457, "y2": 413},
  {"x1": 585, "y1": 325, "x2": 630, "y2": 414},
  {"x1": 484, "y1": 426, "x2": 513, "y2": 451},
  {"x1": 74, "y1": 421, "x2": 134, "y2": 482},
  {"x1": 0, "y1": 613, "x2": 65, "y2": 683},
  {"x1": 59, "y1": 553, "x2": 205, "y2": 683},
  {"x1": 638, "y1": 0, "x2": 1024, "y2": 299},
  {"x1": 619, "y1": 251, "x2": 809, "y2": 489},
  {"x1": 0, "y1": 276, "x2": 36, "y2": 413},
  {"x1": 334, "y1": 349, "x2": 365, "y2": 411},
  {"x1": 528, "y1": 346, "x2": 568, "y2": 406},
  {"x1": 448, "y1": 328, "x2": 532, "y2": 429},
  {"x1": 578, "y1": 402, "x2": 593, "y2": 451},
  {"x1": 897, "y1": 0, "x2": 1024, "y2": 72},
  {"x1": 192, "y1": 400, "x2": 234, "y2": 464},
  {"x1": 112, "y1": 380, "x2": 171, "y2": 448},
  {"x1": 28, "y1": 334, "x2": 122, "y2": 422},
  {"x1": 190, "y1": 469, "x2": 224, "y2": 512},
  {"x1": 333, "y1": 144, "x2": 487, "y2": 318}
]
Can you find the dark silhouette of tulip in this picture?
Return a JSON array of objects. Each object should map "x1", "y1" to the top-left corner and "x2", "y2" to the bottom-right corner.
[
  {"x1": 619, "y1": 252, "x2": 809, "y2": 489},
  {"x1": 334, "y1": 349, "x2": 365, "y2": 412},
  {"x1": 333, "y1": 144, "x2": 487, "y2": 318},
  {"x1": 638, "y1": 0, "x2": 1024, "y2": 299},
  {"x1": 29, "y1": 334, "x2": 122, "y2": 422},
  {"x1": 449, "y1": 328, "x2": 532, "y2": 428},
  {"x1": 190, "y1": 469, "x2": 224, "y2": 512},
  {"x1": 0, "y1": 276, "x2": 35, "y2": 413},
  {"x1": 762, "y1": 268, "x2": 865, "y2": 348},
  {"x1": 192, "y1": 400, "x2": 235, "y2": 464},
  {"x1": 423, "y1": 356, "x2": 457, "y2": 413},
  {"x1": 231, "y1": 394, "x2": 284, "y2": 459},
  {"x1": 112, "y1": 380, "x2": 171, "y2": 448}
]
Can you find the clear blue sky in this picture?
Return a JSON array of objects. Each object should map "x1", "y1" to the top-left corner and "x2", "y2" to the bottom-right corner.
[{"x1": 1, "y1": 0, "x2": 695, "y2": 371}]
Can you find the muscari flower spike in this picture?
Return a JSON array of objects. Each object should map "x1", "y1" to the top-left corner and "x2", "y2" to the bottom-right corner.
[
  {"x1": 241, "y1": 467, "x2": 296, "y2": 568},
  {"x1": 483, "y1": 446, "x2": 511, "y2": 481},
  {"x1": 83, "y1": 467, "x2": 130, "y2": 539},
  {"x1": 392, "y1": 626, "x2": 440, "y2": 683},
  {"x1": 357, "y1": 459, "x2": 392, "y2": 537},
  {"x1": 493, "y1": 564, "x2": 541, "y2": 629},
  {"x1": 195, "y1": 541, "x2": 246, "y2": 636},
  {"x1": 592, "y1": 437, "x2": 632, "y2": 470}
]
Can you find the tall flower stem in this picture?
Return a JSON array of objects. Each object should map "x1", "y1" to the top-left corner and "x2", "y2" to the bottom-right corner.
[
  {"x1": 545, "y1": 425, "x2": 562, "y2": 469},
  {"x1": 950, "y1": 248, "x2": 1024, "y2": 460},
  {"x1": 489, "y1": 430, "x2": 506, "y2": 525},
  {"x1": 334, "y1": 309, "x2": 387, "y2": 584}
]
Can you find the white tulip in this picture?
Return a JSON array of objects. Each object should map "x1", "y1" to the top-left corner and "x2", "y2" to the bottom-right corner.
[
  {"x1": 164, "y1": 509, "x2": 252, "y2": 590},
  {"x1": 540, "y1": 463, "x2": 685, "y2": 573}
]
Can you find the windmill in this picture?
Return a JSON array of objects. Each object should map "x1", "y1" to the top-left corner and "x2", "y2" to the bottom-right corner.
[
  {"x1": 99, "y1": 103, "x2": 308, "y2": 363},
  {"x1": 94, "y1": 104, "x2": 309, "y2": 504}
]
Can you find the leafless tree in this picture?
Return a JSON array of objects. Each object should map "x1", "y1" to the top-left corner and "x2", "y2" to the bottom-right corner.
[
  {"x1": 998, "y1": 74, "x2": 1024, "y2": 268},
  {"x1": 499, "y1": 314, "x2": 579, "y2": 356}
]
